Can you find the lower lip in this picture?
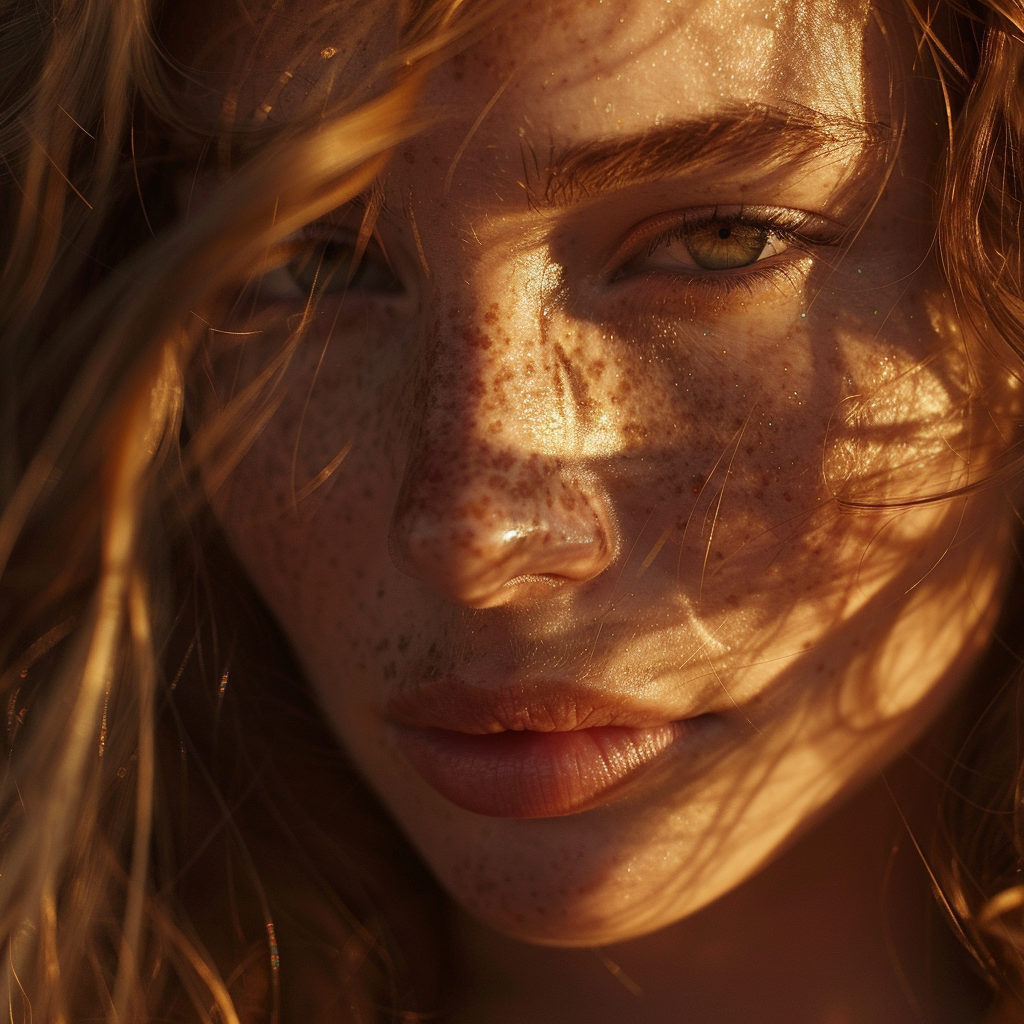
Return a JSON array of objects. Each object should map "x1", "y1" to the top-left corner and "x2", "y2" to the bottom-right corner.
[{"x1": 396, "y1": 721, "x2": 694, "y2": 818}]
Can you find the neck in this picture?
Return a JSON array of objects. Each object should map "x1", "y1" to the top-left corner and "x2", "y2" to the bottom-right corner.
[{"x1": 448, "y1": 755, "x2": 991, "y2": 1024}]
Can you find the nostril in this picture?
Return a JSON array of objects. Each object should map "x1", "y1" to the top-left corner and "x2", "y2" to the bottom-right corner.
[{"x1": 502, "y1": 573, "x2": 566, "y2": 589}]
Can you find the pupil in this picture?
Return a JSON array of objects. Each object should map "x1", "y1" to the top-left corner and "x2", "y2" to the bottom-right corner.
[{"x1": 718, "y1": 226, "x2": 732, "y2": 240}]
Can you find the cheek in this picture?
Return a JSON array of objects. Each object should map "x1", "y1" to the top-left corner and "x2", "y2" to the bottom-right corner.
[
  {"x1": 202, "y1": 312, "x2": 416, "y2": 673},
  {"x1": 214, "y1": 451, "x2": 391, "y2": 655},
  {"x1": 582, "y1": 285, "x2": 963, "y2": 554},
  {"x1": 570, "y1": 287, "x2": 1001, "y2": 691}
]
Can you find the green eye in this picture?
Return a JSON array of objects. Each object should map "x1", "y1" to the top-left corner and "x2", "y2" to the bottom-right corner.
[
  {"x1": 287, "y1": 237, "x2": 403, "y2": 295},
  {"x1": 683, "y1": 221, "x2": 769, "y2": 270}
]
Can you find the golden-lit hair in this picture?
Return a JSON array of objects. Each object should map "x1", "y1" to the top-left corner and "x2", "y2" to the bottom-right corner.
[{"x1": 0, "y1": 1, "x2": 492, "y2": 1018}]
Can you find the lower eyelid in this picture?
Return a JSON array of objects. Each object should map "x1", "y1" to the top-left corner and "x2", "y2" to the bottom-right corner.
[
  {"x1": 607, "y1": 248, "x2": 815, "y2": 305},
  {"x1": 612, "y1": 240, "x2": 782, "y2": 282}
]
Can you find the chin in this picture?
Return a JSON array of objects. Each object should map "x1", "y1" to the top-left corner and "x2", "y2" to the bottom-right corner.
[
  {"x1": 424, "y1": 829, "x2": 728, "y2": 947},
  {"x1": 454, "y1": 889, "x2": 682, "y2": 948}
]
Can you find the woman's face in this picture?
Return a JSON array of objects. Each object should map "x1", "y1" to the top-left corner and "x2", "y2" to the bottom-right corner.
[{"x1": 206, "y1": 0, "x2": 1017, "y2": 945}]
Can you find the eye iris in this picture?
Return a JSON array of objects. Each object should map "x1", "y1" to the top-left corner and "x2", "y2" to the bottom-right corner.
[
  {"x1": 288, "y1": 240, "x2": 354, "y2": 293},
  {"x1": 685, "y1": 221, "x2": 768, "y2": 270},
  {"x1": 287, "y1": 239, "x2": 401, "y2": 294}
]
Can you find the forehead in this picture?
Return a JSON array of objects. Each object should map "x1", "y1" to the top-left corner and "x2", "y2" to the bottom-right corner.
[
  {"x1": 424, "y1": 0, "x2": 876, "y2": 139},
  {"x1": 178, "y1": 0, "x2": 885, "y2": 157}
]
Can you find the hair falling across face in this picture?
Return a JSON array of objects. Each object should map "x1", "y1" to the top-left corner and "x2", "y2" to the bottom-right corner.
[{"x1": 7, "y1": 0, "x2": 1024, "y2": 1020}]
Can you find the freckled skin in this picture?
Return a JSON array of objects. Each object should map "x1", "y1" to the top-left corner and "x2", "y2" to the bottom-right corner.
[{"x1": 206, "y1": 0, "x2": 1018, "y2": 949}]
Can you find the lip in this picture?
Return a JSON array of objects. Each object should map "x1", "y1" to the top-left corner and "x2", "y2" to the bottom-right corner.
[{"x1": 387, "y1": 677, "x2": 709, "y2": 818}]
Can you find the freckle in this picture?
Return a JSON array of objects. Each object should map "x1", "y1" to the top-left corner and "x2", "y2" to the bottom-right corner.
[
  {"x1": 783, "y1": 493, "x2": 792, "y2": 502},
  {"x1": 403, "y1": 149, "x2": 415, "y2": 164}
]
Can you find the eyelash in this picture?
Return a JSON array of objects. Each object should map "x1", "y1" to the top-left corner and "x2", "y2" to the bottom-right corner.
[{"x1": 611, "y1": 206, "x2": 843, "y2": 298}]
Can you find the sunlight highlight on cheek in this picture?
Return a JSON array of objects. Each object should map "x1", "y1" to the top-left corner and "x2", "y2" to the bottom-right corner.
[
  {"x1": 838, "y1": 548, "x2": 1006, "y2": 727},
  {"x1": 822, "y1": 323, "x2": 978, "y2": 506}
]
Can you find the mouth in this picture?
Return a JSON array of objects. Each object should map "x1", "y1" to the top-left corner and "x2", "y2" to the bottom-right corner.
[{"x1": 387, "y1": 677, "x2": 712, "y2": 818}]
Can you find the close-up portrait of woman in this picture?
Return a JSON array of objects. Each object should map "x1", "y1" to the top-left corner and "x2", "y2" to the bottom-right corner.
[{"x1": 3, "y1": 0, "x2": 1024, "y2": 1020}]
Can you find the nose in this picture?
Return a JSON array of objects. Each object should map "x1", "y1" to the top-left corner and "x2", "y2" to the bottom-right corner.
[
  {"x1": 390, "y1": 449, "x2": 617, "y2": 608},
  {"x1": 388, "y1": 312, "x2": 618, "y2": 609}
]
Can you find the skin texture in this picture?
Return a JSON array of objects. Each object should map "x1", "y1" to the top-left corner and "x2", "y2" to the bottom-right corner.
[{"x1": 196, "y1": 0, "x2": 1018, "y2": 1017}]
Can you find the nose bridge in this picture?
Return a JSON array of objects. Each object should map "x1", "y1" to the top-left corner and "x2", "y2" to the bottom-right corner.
[
  {"x1": 420, "y1": 252, "x2": 573, "y2": 457},
  {"x1": 388, "y1": 257, "x2": 617, "y2": 608}
]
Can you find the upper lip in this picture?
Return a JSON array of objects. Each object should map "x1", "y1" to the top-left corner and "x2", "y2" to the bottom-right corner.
[{"x1": 385, "y1": 674, "x2": 696, "y2": 734}]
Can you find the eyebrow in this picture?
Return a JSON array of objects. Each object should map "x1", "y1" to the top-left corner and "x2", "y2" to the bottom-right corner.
[{"x1": 523, "y1": 104, "x2": 892, "y2": 208}]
